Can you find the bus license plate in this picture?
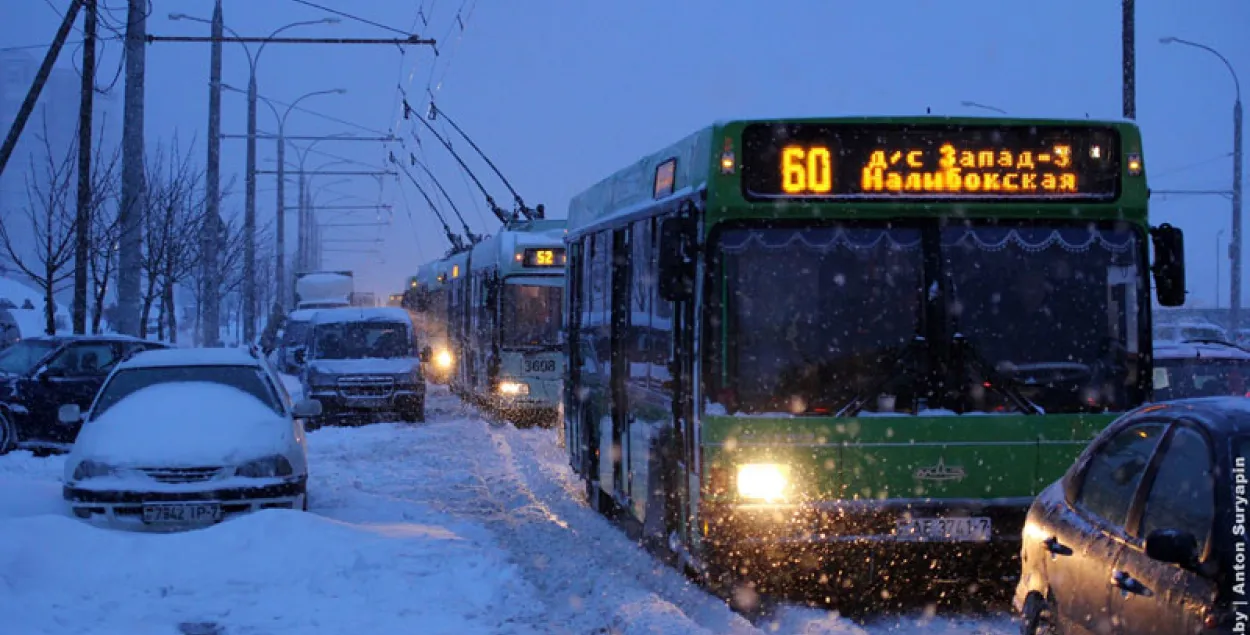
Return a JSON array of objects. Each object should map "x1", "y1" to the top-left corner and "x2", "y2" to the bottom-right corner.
[
  {"x1": 142, "y1": 503, "x2": 222, "y2": 524},
  {"x1": 895, "y1": 516, "x2": 991, "y2": 542}
]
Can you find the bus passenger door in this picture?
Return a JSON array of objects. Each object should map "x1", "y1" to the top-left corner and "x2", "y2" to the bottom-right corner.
[{"x1": 609, "y1": 226, "x2": 632, "y2": 506}]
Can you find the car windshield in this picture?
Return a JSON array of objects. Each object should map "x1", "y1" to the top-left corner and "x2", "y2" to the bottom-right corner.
[
  {"x1": 312, "y1": 320, "x2": 412, "y2": 360},
  {"x1": 91, "y1": 365, "x2": 282, "y2": 418},
  {"x1": 711, "y1": 221, "x2": 1144, "y2": 415},
  {"x1": 0, "y1": 339, "x2": 58, "y2": 375},
  {"x1": 1154, "y1": 357, "x2": 1250, "y2": 400},
  {"x1": 501, "y1": 283, "x2": 562, "y2": 348}
]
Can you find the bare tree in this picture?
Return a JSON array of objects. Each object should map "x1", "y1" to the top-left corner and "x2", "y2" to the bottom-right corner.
[
  {"x1": 89, "y1": 207, "x2": 119, "y2": 334},
  {"x1": 138, "y1": 138, "x2": 205, "y2": 340},
  {"x1": 85, "y1": 145, "x2": 122, "y2": 334},
  {"x1": 0, "y1": 119, "x2": 77, "y2": 334}
]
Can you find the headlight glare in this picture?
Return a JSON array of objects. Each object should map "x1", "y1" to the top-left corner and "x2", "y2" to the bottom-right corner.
[
  {"x1": 737, "y1": 463, "x2": 790, "y2": 502},
  {"x1": 236, "y1": 455, "x2": 294, "y2": 478},
  {"x1": 498, "y1": 381, "x2": 529, "y2": 396},
  {"x1": 435, "y1": 350, "x2": 453, "y2": 369},
  {"x1": 72, "y1": 460, "x2": 115, "y2": 481}
]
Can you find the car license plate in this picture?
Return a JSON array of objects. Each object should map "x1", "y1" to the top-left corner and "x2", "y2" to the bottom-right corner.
[
  {"x1": 350, "y1": 397, "x2": 389, "y2": 408},
  {"x1": 895, "y1": 516, "x2": 991, "y2": 542},
  {"x1": 142, "y1": 503, "x2": 222, "y2": 524}
]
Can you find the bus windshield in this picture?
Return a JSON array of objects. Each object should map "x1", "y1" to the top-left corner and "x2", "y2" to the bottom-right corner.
[
  {"x1": 501, "y1": 283, "x2": 562, "y2": 348},
  {"x1": 713, "y1": 221, "x2": 1143, "y2": 416}
]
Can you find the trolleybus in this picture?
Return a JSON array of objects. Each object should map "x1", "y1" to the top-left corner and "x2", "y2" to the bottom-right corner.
[{"x1": 560, "y1": 116, "x2": 1186, "y2": 604}]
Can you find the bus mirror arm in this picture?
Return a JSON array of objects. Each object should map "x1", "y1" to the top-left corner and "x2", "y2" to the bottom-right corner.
[{"x1": 1149, "y1": 224, "x2": 1186, "y2": 307}]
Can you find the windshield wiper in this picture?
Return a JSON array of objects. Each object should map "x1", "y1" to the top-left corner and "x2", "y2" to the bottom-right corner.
[
  {"x1": 835, "y1": 334, "x2": 927, "y2": 417},
  {"x1": 950, "y1": 333, "x2": 1043, "y2": 415}
]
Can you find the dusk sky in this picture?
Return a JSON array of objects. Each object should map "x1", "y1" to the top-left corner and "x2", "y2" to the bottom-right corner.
[{"x1": 3, "y1": 0, "x2": 1247, "y2": 302}]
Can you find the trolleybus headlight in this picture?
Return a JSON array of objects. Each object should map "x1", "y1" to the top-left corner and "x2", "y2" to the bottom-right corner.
[
  {"x1": 736, "y1": 463, "x2": 790, "y2": 502},
  {"x1": 498, "y1": 381, "x2": 529, "y2": 396},
  {"x1": 435, "y1": 350, "x2": 453, "y2": 369}
]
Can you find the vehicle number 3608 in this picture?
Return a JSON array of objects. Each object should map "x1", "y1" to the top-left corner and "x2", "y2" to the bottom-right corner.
[{"x1": 524, "y1": 359, "x2": 556, "y2": 373}]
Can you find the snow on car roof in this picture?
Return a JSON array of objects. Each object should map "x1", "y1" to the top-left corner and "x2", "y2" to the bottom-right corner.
[
  {"x1": 310, "y1": 306, "x2": 412, "y2": 325},
  {"x1": 1154, "y1": 339, "x2": 1250, "y2": 361},
  {"x1": 286, "y1": 309, "x2": 321, "y2": 321},
  {"x1": 118, "y1": 347, "x2": 261, "y2": 370},
  {"x1": 25, "y1": 333, "x2": 154, "y2": 345}
]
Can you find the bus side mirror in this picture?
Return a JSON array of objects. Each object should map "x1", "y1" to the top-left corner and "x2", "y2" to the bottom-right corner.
[
  {"x1": 1150, "y1": 224, "x2": 1186, "y2": 307},
  {"x1": 658, "y1": 217, "x2": 695, "y2": 302}
]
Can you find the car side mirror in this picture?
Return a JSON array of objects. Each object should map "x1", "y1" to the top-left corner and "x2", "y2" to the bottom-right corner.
[
  {"x1": 292, "y1": 398, "x2": 322, "y2": 418},
  {"x1": 1145, "y1": 528, "x2": 1199, "y2": 566},
  {"x1": 57, "y1": 403, "x2": 82, "y2": 424},
  {"x1": 1150, "y1": 223, "x2": 1186, "y2": 307},
  {"x1": 658, "y1": 215, "x2": 696, "y2": 302},
  {"x1": 293, "y1": 347, "x2": 307, "y2": 365},
  {"x1": 421, "y1": 345, "x2": 432, "y2": 362}
]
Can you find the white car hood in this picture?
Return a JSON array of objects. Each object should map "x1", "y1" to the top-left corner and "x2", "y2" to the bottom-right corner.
[
  {"x1": 308, "y1": 358, "x2": 419, "y2": 375},
  {"x1": 72, "y1": 381, "x2": 292, "y2": 468}
]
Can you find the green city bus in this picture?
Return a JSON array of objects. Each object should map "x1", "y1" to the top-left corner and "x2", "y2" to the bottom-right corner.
[{"x1": 560, "y1": 116, "x2": 1186, "y2": 604}]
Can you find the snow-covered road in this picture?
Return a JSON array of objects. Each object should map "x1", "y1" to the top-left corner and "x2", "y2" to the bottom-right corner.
[{"x1": 0, "y1": 384, "x2": 1016, "y2": 634}]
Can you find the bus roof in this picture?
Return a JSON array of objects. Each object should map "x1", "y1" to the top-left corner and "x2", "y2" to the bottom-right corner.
[
  {"x1": 566, "y1": 116, "x2": 1146, "y2": 237},
  {"x1": 469, "y1": 219, "x2": 566, "y2": 274}
]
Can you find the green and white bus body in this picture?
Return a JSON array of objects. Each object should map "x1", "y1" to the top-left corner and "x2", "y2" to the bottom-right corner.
[
  {"x1": 449, "y1": 219, "x2": 567, "y2": 426},
  {"x1": 560, "y1": 116, "x2": 1186, "y2": 600}
]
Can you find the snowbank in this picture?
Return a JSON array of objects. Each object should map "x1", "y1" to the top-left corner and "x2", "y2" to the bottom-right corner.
[{"x1": 0, "y1": 510, "x2": 541, "y2": 635}]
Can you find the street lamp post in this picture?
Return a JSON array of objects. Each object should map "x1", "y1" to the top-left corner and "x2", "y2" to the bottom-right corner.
[
  {"x1": 240, "y1": 89, "x2": 345, "y2": 313},
  {"x1": 1218, "y1": 229, "x2": 1226, "y2": 308},
  {"x1": 1161, "y1": 36, "x2": 1242, "y2": 329},
  {"x1": 169, "y1": 12, "x2": 336, "y2": 343}
]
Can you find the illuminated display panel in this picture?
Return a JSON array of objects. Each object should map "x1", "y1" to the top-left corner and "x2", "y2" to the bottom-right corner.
[
  {"x1": 522, "y1": 248, "x2": 566, "y2": 267},
  {"x1": 740, "y1": 123, "x2": 1122, "y2": 202}
]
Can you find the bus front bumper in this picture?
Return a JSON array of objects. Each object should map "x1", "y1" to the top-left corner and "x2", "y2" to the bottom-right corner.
[{"x1": 700, "y1": 497, "x2": 1030, "y2": 592}]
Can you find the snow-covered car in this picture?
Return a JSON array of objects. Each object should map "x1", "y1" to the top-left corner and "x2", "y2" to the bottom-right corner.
[{"x1": 59, "y1": 347, "x2": 321, "y2": 530}]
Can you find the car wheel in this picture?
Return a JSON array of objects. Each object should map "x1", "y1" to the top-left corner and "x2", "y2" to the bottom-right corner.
[
  {"x1": 1020, "y1": 592, "x2": 1059, "y2": 635},
  {"x1": 0, "y1": 410, "x2": 15, "y2": 455},
  {"x1": 301, "y1": 493, "x2": 309, "y2": 512},
  {"x1": 400, "y1": 398, "x2": 425, "y2": 423}
]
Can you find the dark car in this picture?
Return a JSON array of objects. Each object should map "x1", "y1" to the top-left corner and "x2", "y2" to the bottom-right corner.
[
  {"x1": 1154, "y1": 339, "x2": 1250, "y2": 400},
  {"x1": 0, "y1": 335, "x2": 169, "y2": 454},
  {"x1": 1015, "y1": 397, "x2": 1248, "y2": 634}
]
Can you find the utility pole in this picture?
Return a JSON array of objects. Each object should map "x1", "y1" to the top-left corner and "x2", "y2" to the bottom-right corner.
[
  {"x1": 116, "y1": 0, "x2": 146, "y2": 337},
  {"x1": 200, "y1": 0, "x2": 224, "y2": 347},
  {"x1": 1233, "y1": 94, "x2": 1243, "y2": 332},
  {"x1": 1122, "y1": 0, "x2": 1135, "y2": 119},
  {"x1": 72, "y1": 0, "x2": 97, "y2": 334},
  {"x1": 0, "y1": 0, "x2": 84, "y2": 177},
  {"x1": 243, "y1": 62, "x2": 258, "y2": 344}
]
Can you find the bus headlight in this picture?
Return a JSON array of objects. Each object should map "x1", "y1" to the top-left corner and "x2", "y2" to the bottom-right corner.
[
  {"x1": 736, "y1": 463, "x2": 790, "y2": 502},
  {"x1": 498, "y1": 381, "x2": 529, "y2": 396},
  {"x1": 435, "y1": 350, "x2": 453, "y2": 369}
]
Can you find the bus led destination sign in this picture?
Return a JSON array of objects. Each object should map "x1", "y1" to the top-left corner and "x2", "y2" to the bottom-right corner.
[{"x1": 740, "y1": 123, "x2": 1122, "y2": 202}]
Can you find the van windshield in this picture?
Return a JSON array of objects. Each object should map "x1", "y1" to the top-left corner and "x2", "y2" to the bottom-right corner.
[{"x1": 312, "y1": 321, "x2": 412, "y2": 360}]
